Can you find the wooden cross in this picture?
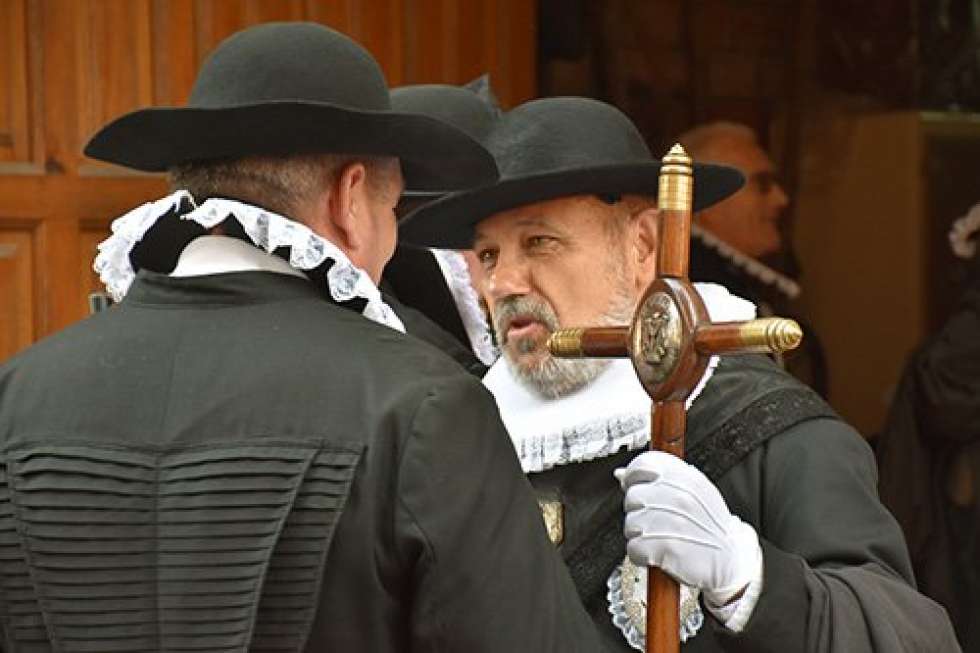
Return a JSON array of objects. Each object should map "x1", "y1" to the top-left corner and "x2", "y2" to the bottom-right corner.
[{"x1": 547, "y1": 144, "x2": 802, "y2": 653}]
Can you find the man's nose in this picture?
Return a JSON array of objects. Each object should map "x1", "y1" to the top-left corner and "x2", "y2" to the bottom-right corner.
[
  {"x1": 485, "y1": 254, "x2": 532, "y2": 300},
  {"x1": 771, "y1": 183, "x2": 790, "y2": 211}
]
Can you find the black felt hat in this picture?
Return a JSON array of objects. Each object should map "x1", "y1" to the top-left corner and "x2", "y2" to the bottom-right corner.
[
  {"x1": 390, "y1": 75, "x2": 502, "y2": 197},
  {"x1": 390, "y1": 76, "x2": 501, "y2": 143},
  {"x1": 83, "y1": 22, "x2": 497, "y2": 193},
  {"x1": 399, "y1": 97, "x2": 745, "y2": 248}
]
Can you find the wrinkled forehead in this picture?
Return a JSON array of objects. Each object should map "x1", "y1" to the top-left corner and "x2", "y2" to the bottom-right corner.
[{"x1": 473, "y1": 195, "x2": 610, "y2": 245}]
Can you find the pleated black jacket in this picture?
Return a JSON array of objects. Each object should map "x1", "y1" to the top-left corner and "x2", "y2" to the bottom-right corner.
[{"x1": 0, "y1": 270, "x2": 602, "y2": 652}]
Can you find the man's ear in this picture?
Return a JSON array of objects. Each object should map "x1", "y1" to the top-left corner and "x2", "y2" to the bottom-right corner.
[
  {"x1": 325, "y1": 161, "x2": 368, "y2": 251},
  {"x1": 633, "y1": 207, "x2": 659, "y2": 291}
]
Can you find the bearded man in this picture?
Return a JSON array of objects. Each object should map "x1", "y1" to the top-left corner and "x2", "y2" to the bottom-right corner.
[
  {"x1": 402, "y1": 97, "x2": 960, "y2": 652},
  {"x1": 0, "y1": 24, "x2": 610, "y2": 652}
]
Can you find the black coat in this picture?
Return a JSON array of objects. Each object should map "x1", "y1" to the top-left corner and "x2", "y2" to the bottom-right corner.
[
  {"x1": 878, "y1": 277, "x2": 980, "y2": 652},
  {"x1": 383, "y1": 243, "x2": 472, "y2": 351},
  {"x1": 0, "y1": 271, "x2": 602, "y2": 652},
  {"x1": 385, "y1": 291, "x2": 487, "y2": 378},
  {"x1": 528, "y1": 356, "x2": 960, "y2": 652},
  {"x1": 382, "y1": 243, "x2": 488, "y2": 377}
]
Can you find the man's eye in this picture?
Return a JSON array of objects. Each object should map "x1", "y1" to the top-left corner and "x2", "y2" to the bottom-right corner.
[
  {"x1": 527, "y1": 235, "x2": 556, "y2": 248},
  {"x1": 477, "y1": 249, "x2": 498, "y2": 268}
]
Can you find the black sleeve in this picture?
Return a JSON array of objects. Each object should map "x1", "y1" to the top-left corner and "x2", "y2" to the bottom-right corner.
[
  {"x1": 384, "y1": 293, "x2": 488, "y2": 378},
  {"x1": 715, "y1": 418, "x2": 960, "y2": 653},
  {"x1": 910, "y1": 285, "x2": 980, "y2": 444},
  {"x1": 397, "y1": 375, "x2": 604, "y2": 652}
]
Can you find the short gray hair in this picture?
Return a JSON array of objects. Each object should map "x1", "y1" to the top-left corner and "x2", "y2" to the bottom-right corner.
[
  {"x1": 169, "y1": 154, "x2": 399, "y2": 219},
  {"x1": 601, "y1": 193, "x2": 657, "y2": 244}
]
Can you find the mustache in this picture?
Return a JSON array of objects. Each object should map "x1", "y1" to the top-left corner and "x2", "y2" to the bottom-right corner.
[{"x1": 492, "y1": 296, "x2": 559, "y2": 344}]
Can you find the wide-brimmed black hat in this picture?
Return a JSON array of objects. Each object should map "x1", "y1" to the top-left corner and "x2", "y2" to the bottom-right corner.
[
  {"x1": 391, "y1": 77, "x2": 501, "y2": 144},
  {"x1": 390, "y1": 75, "x2": 502, "y2": 197},
  {"x1": 399, "y1": 97, "x2": 745, "y2": 248},
  {"x1": 84, "y1": 22, "x2": 497, "y2": 192}
]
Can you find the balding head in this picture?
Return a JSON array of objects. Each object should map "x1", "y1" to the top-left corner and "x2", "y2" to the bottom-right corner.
[
  {"x1": 677, "y1": 122, "x2": 788, "y2": 258},
  {"x1": 679, "y1": 122, "x2": 758, "y2": 163}
]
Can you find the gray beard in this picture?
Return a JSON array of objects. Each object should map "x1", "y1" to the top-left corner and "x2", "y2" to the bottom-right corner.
[
  {"x1": 511, "y1": 349, "x2": 612, "y2": 400},
  {"x1": 500, "y1": 290, "x2": 635, "y2": 400}
]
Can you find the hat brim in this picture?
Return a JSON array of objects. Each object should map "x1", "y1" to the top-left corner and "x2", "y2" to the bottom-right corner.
[
  {"x1": 399, "y1": 161, "x2": 745, "y2": 249},
  {"x1": 83, "y1": 102, "x2": 498, "y2": 193}
]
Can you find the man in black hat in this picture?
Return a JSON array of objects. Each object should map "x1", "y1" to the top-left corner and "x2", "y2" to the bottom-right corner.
[
  {"x1": 0, "y1": 23, "x2": 610, "y2": 652},
  {"x1": 402, "y1": 97, "x2": 960, "y2": 652},
  {"x1": 381, "y1": 76, "x2": 503, "y2": 376}
]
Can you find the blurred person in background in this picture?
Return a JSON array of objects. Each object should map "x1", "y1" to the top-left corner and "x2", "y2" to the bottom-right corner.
[
  {"x1": 679, "y1": 122, "x2": 829, "y2": 397},
  {"x1": 878, "y1": 202, "x2": 980, "y2": 652}
]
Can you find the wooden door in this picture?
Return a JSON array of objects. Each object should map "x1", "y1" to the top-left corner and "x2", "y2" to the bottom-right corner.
[{"x1": 0, "y1": 0, "x2": 536, "y2": 362}]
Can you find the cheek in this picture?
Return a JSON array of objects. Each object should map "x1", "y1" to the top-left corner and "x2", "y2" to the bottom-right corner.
[
  {"x1": 532, "y1": 260, "x2": 600, "y2": 325},
  {"x1": 368, "y1": 211, "x2": 397, "y2": 276},
  {"x1": 461, "y1": 251, "x2": 485, "y2": 297},
  {"x1": 379, "y1": 210, "x2": 397, "y2": 248},
  {"x1": 386, "y1": 214, "x2": 398, "y2": 248}
]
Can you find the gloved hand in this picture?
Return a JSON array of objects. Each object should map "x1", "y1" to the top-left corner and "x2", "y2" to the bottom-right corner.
[{"x1": 616, "y1": 451, "x2": 762, "y2": 607}]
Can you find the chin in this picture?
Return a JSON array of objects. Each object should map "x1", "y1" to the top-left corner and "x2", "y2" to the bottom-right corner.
[{"x1": 510, "y1": 351, "x2": 546, "y2": 372}]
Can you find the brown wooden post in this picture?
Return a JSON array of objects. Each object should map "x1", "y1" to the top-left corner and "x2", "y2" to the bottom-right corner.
[{"x1": 643, "y1": 145, "x2": 697, "y2": 653}]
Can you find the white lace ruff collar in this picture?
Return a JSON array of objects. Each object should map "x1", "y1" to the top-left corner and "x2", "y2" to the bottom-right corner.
[
  {"x1": 93, "y1": 190, "x2": 405, "y2": 332},
  {"x1": 483, "y1": 283, "x2": 756, "y2": 473},
  {"x1": 429, "y1": 248, "x2": 499, "y2": 366},
  {"x1": 691, "y1": 223, "x2": 800, "y2": 300}
]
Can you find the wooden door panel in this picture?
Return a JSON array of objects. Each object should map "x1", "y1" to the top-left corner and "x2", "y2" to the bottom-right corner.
[
  {"x1": 149, "y1": 0, "x2": 198, "y2": 107},
  {"x1": 79, "y1": 220, "x2": 112, "y2": 315},
  {"x1": 491, "y1": 0, "x2": 535, "y2": 112},
  {"x1": 346, "y1": 0, "x2": 405, "y2": 86},
  {"x1": 404, "y1": 0, "x2": 453, "y2": 83},
  {"x1": 301, "y1": 0, "x2": 352, "y2": 43},
  {"x1": 0, "y1": 0, "x2": 32, "y2": 164},
  {"x1": 0, "y1": 226, "x2": 36, "y2": 361},
  {"x1": 193, "y1": 0, "x2": 308, "y2": 62},
  {"x1": 74, "y1": 0, "x2": 155, "y2": 176},
  {"x1": 40, "y1": 0, "x2": 85, "y2": 175},
  {"x1": 450, "y1": 0, "x2": 488, "y2": 83}
]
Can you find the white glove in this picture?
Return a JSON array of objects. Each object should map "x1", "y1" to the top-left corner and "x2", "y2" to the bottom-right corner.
[{"x1": 616, "y1": 451, "x2": 762, "y2": 608}]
